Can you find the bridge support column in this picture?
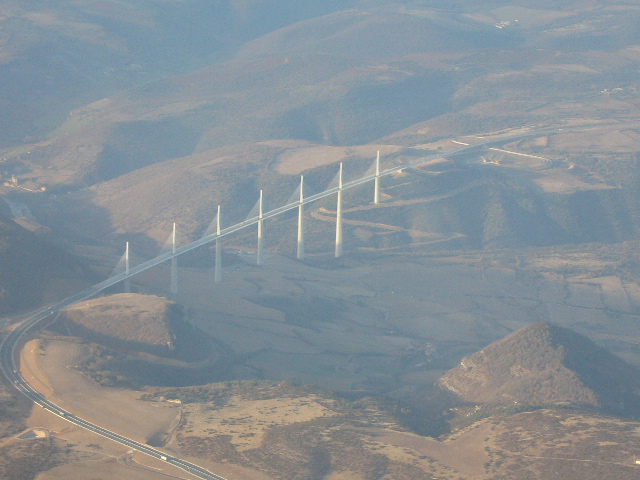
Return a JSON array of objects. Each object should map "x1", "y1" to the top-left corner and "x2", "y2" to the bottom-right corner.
[
  {"x1": 374, "y1": 150, "x2": 380, "y2": 205},
  {"x1": 214, "y1": 205, "x2": 222, "y2": 283},
  {"x1": 257, "y1": 190, "x2": 264, "y2": 266},
  {"x1": 124, "y1": 241, "x2": 131, "y2": 293},
  {"x1": 297, "y1": 175, "x2": 305, "y2": 260},
  {"x1": 170, "y1": 222, "x2": 178, "y2": 294},
  {"x1": 335, "y1": 163, "x2": 343, "y2": 258}
]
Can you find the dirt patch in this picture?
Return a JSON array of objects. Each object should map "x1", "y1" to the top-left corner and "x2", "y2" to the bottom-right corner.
[
  {"x1": 36, "y1": 458, "x2": 181, "y2": 480},
  {"x1": 23, "y1": 406, "x2": 198, "y2": 480},
  {"x1": 533, "y1": 168, "x2": 616, "y2": 194},
  {"x1": 18, "y1": 429, "x2": 47, "y2": 439},
  {"x1": 371, "y1": 421, "x2": 492, "y2": 478}
]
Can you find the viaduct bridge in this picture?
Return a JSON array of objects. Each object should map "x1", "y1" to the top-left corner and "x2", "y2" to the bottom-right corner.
[{"x1": 0, "y1": 127, "x2": 561, "y2": 480}]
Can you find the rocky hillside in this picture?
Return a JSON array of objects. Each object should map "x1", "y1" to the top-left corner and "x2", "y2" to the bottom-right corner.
[
  {"x1": 438, "y1": 322, "x2": 640, "y2": 417},
  {"x1": 59, "y1": 293, "x2": 210, "y2": 361},
  {"x1": 56, "y1": 293, "x2": 232, "y2": 387}
]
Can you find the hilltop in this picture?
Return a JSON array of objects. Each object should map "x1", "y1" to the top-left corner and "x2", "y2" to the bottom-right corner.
[
  {"x1": 58, "y1": 293, "x2": 215, "y2": 363},
  {"x1": 56, "y1": 293, "x2": 231, "y2": 387},
  {"x1": 438, "y1": 322, "x2": 640, "y2": 417},
  {"x1": 60, "y1": 294, "x2": 180, "y2": 357}
]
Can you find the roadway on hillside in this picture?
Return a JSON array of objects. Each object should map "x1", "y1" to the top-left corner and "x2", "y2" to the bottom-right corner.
[
  {"x1": 0, "y1": 308, "x2": 229, "y2": 480},
  {"x1": 0, "y1": 125, "x2": 566, "y2": 479}
]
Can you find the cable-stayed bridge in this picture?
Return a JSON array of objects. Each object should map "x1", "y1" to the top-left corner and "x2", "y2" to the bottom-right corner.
[
  {"x1": 111, "y1": 127, "x2": 558, "y2": 293},
  {"x1": 0, "y1": 126, "x2": 563, "y2": 480}
]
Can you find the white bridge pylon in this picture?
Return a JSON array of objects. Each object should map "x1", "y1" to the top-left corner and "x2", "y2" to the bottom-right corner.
[
  {"x1": 111, "y1": 241, "x2": 131, "y2": 293},
  {"x1": 170, "y1": 222, "x2": 178, "y2": 294},
  {"x1": 157, "y1": 223, "x2": 180, "y2": 294},
  {"x1": 335, "y1": 162, "x2": 344, "y2": 258},
  {"x1": 282, "y1": 175, "x2": 309, "y2": 260},
  {"x1": 374, "y1": 150, "x2": 381, "y2": 205},
  {"x1": 215, "y1": 205, "x2": 222, "y2": 283},
  {"x1": 246, "y1": 191, "x2": 265, "y2": 266},
  {"x1": 297, "y1": 175, "x2": 305, "y2": 260},
  {"x1": 125, "y1": 241, "x2": 130, "y2": 293}
]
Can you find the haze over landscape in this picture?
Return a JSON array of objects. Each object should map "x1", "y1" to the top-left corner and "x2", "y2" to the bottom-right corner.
[{"x1": 3, "y1": 1, "x2": 640, "y2": 479}]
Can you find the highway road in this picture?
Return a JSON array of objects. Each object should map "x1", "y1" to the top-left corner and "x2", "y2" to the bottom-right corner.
[
  {"x1": 0, "y1": 307, "x2": 229, "y2": 480},
  {"x1": 0, "y1": 126, "x2": 564, "y2": 479}
]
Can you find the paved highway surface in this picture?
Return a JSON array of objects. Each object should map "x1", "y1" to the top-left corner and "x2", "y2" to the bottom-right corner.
[{"x1": 0, "y1": 126, "x2": 564, "y2": 479}]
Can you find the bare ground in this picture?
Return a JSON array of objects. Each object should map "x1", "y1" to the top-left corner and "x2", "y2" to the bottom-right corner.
[
  {"x1": 20, "y1": 339, "x2": 178, "y2": 444},
  {"x1": 18, "y1": 339, "x2": 281, "y2": 480},
  {"x1": 369, "y1": 421, "x2": 493, "y2": 478}
]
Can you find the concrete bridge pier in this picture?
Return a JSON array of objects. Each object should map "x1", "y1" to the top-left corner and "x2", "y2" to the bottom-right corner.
[
  {"x1": 124, "y1": 241, "x2": 131, "y2": 293},
  {"x1": 374, "y1": 150, "x2": 380, "y2": 205},
  {"x1": 335, "y1": 163, "x2": 343, "y2": 258},
  {"x1": 297, "y1": 175, "x2": 305, "y2": 260},
  {"x1": 170, "y1": 222, "x2": 178, "y2": 294},
  {"x1": 215, "y1": 205, "x2": 222, "y2": 283},
  {"x1": 257, "y1": 190, "x2": 264, "y2": 266}
]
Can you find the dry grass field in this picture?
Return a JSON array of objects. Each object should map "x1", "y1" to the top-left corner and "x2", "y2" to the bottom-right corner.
[
  {"x1": 272, "y1": 144, "x2": 402, "y2": 175},
  {"x1": 143, "y1": 380, "x2": 489, "y2": 479},
  {"x1": 23, "y1": 405, "x2": 203, "y2": 480},
  {"x1": 482, "y1": 409, "x2": 640, "y2": 480},
  {"x1": 134, "y1": 381, "x2": 640, "y2": 480},
  {"x1": 20, "y1": 339, "x2": 178, "y2": 444}
]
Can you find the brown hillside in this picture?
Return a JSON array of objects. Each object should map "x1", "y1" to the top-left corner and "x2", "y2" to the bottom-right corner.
[
  {"x1": 438, "y1": 322, "x2": 640, "y2": 417},
  {"x1": 60, "y1": 293, "x2": 181, "y2": 358},
  {"x1": 55, "y1": 294, "x2": 232, "y2": 388},
  {"x1": 0, "y1": 213, "x2": 90, "y2": 314}
]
